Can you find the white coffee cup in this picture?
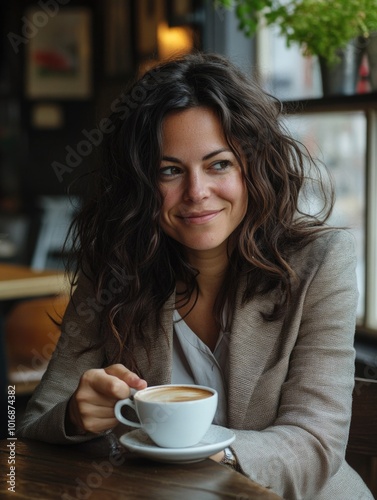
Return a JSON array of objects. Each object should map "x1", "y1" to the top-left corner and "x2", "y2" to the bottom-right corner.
[{"x1": 114, "y1": 384, "x2": 218, "y2": 448}]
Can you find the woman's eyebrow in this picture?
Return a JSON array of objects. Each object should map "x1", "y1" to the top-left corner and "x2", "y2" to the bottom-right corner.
[
  {"x1": 161, "y1": 148, "x2": 232, "y2": 164},
  {"x1": 202, "y1": 148, "x2": 231, "y2": 160}
]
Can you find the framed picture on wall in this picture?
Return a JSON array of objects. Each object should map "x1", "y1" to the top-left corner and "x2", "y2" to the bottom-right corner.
[{"x1": 25, "y1": 8, "x2": 92, "y2": 99}]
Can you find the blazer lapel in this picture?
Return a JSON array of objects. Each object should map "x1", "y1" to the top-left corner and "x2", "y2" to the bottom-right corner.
[
  {"x1": 133, "y1": 291, "x2": 175, "y2": 386},
  {"x1": 228, "y1": 279, "x2": 283, "y2": 428}
]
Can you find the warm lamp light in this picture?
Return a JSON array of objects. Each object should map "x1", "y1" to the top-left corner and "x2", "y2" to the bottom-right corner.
[{"x1": 157, "y1": 21, "x2": 194, "y2": 60}]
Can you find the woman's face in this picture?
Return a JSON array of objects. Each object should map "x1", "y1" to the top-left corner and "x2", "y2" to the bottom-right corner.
[{"x1": 158, "y1": 106, "x2": 248, "y2": 257}]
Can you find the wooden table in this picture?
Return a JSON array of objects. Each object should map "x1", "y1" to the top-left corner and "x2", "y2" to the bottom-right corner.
[
  {"x1": 0, "y1": 263, "x2": 68, "y2": 300},
  {"x1": 0, "y1": 439, "x2": 282, "y2": 499},
  {"x1": 0, "y1": 263, "x2": 68, "y2": 438}
]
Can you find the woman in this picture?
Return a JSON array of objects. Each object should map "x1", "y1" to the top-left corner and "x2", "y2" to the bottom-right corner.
[{"x1": 18, "y1": 53, "x2": 372, "y2": 499}]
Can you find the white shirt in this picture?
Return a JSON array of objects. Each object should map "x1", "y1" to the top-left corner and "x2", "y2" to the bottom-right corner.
[{"x1": 171, "y1": 310, "x2": 229, "y2": 426}]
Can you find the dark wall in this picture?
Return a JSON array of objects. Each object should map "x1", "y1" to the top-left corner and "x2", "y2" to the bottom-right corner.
[
  {"x1": 9, "y1": 0, "x2": 100, "y2": 201},
  {"x1": 0, "y1": 0, "x2": 137, "y2": 204}
]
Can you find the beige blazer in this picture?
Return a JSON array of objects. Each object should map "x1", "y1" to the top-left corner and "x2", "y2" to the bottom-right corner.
[{"x1": 18, "y1": 230, "x2": 373, "y2": 499}]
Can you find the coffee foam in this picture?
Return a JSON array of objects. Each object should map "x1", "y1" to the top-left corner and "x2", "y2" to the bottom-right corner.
[{"x1": 136, "y1": 386, "x2": 213, "y2": 403}]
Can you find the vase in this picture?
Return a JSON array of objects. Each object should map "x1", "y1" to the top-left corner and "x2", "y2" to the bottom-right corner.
[
  {"x1": 366, "y1": 32, "x2": 377, "y2": 91},
  {"x1": 319, "y1": 40, "x2": 364, "y2": 96}
]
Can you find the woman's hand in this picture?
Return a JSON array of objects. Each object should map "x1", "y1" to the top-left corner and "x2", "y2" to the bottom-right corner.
[{"x1": 66, "y1": 364, "x2": 147, "y2": 435}]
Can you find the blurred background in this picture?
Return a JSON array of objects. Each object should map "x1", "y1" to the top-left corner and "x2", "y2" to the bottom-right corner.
[{"x1": 0, "y1": 2, "x2": 376, "y2": 479}]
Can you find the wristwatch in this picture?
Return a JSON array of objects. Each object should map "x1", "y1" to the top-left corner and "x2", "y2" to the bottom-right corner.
[{"x1": 219, "y1": 447, "x2": 240, "y2": 471}]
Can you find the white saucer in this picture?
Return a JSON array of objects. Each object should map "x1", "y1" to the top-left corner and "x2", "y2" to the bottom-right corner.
[{"x1": 119, "y1": 425, "x2": 235, "y2": 464}]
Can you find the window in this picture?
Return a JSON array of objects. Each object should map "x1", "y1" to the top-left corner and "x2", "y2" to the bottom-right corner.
[
  {"x1": 257, "y1": 25, "x2": 377, "y2": 335},
  {"x1": 285, "y1": 112, "x2": 366, "y2": 321},
  {"x1": 257, "y1": 24, "x2": 322, "y2": 100}
]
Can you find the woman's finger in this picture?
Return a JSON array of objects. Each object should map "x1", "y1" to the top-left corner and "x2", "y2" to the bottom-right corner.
[
  {"x1": 81, "y1": 368, "x2": 129, "y2": 400},
  {"x1": 104, "y1": 364, "x2": 148, "y2": 389}
]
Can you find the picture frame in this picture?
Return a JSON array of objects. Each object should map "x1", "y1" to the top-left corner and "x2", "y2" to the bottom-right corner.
[{"x1": 25, "y1": 8, "x2": 92, "y2": 99}]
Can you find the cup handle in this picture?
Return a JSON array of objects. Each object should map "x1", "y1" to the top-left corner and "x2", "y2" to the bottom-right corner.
[{"x1": 114, "y1": 395, "x2": 141, "y2": 428}]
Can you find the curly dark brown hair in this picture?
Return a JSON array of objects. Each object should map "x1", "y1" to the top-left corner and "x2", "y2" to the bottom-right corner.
[{"x1": 67, "y1": 52, "x2": 334, "y2": 367}]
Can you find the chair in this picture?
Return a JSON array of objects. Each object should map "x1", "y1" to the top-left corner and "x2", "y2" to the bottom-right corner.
[
  {"x1": 346, "y1": 377, "x2": 377, "y2": 497},
  {"x1": 5, "y1": 295, "x2": 69, "y2": 395}
]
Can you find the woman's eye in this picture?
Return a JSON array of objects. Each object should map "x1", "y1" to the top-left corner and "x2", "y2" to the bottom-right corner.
[
  {"x1": 159, "y1": 166, "x2": 181, "y2": 177},
  {"x1": 212, "y1": 160, "x2": 232, "y2": 171}
]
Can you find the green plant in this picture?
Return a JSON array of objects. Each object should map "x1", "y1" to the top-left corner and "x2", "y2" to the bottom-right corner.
[{"x1": 214, "y1": 0, "x2": 377, "y2": 62}]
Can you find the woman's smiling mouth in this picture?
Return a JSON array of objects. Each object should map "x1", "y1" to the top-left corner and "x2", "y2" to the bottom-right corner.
[{"x1": 179, "y1": 210, "x2": 223, "y2": 225}]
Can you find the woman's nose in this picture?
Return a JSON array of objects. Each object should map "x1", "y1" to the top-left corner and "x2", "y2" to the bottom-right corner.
[{"x1": 183, "y1": 171, "x2": 210, "y2": 202}]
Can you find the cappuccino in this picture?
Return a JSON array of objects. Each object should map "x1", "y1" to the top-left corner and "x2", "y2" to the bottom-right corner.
[{"x1": 136, "y1": 386, "x2": 212, "y2": 403}]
